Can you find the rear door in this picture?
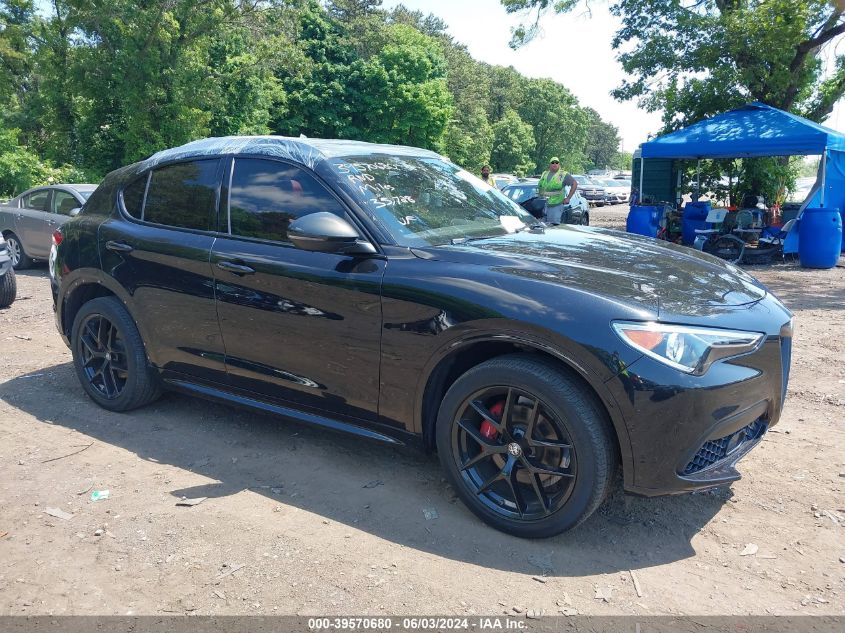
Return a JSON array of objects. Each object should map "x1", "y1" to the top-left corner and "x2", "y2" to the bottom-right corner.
[
  {"x1": 210, "y1": 157, "x2": 385, "y2": 422},
  {"x1": 18, "y1": 189, "x2": 53, "y2": 258},
  {"x1": 98, "y1": 159, "x2": 228, "y2": 383}
]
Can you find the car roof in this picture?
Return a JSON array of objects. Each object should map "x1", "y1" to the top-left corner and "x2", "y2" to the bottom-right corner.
[
  {"x1": 14, "y1": 183, "x2": 98, "y2": 199},
  {"x1": 143, "y1": 135, "x2": 443, "y2": 172}
]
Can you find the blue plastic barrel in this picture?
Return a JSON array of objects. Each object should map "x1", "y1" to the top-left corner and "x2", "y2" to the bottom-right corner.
[
  {"x1": 799, "y1": 208, "x2": 842, "y2": 269},
  {"x1": 840, "y1": 210, "x2": 845, "y2": 252},
  {"x1": 626, "y1": 205, "x2": 660, "y2": 238},
  {"x1": 682, "y1": 201, "x2": 711, "y2": 246}
]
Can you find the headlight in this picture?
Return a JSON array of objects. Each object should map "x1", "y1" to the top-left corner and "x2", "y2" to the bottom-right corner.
[{"x1": 612, "y1": 321, "x2": 765, "y2": 375}]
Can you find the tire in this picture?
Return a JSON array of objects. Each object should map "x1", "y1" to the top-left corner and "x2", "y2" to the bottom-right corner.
[
  {"x1": 71, "y1": 296, "x2": 161, "y2": 412},
  {"x1": 581, "y1": 212, "x2": 590, "y2": 226},
  {"x1": 0, "y1": 269, "x2": 16, "y2": 308},
  {"x1": 703, "y1": 234, "x2": 745, "y2": 264},
  {"x1": 436, "y1": 354, "x2": 618, "y2": 538},
  {"x1": 4, "y1": 233, "x2": 32, "y2": 270}
]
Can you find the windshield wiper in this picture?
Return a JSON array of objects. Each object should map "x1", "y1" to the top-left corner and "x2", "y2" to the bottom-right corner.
[{"x1": 450, "y1": 236, "x2": 496, "y2": 245}]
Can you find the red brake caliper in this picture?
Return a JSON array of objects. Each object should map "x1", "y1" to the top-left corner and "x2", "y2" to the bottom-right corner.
[{"x1": 480, "y1": 400, "x2": 505, "y2": 440}]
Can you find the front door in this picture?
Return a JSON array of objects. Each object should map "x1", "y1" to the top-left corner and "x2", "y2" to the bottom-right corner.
[{"x1": 211, "y1": 157, "x2": 385, "y2": 422}]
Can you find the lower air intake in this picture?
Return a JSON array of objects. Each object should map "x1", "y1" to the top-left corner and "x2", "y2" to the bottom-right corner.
[{"x1": 682, "y1": 419, "x2": 768, "y2": 475}]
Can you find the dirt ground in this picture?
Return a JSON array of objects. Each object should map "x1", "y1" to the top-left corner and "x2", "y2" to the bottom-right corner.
[{"x1": 0, "y1": 205, "x2": 843, "y2": 617}]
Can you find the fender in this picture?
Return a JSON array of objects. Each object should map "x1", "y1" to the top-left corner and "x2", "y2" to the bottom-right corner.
[
  {"x1": 57, "y1": 267, "x2": 161, "y2": 367},
  {"x1": 411, "y1": 322, "x2": 635, "y2": 486}
]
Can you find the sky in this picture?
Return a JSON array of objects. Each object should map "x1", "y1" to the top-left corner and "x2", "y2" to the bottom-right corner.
[{"x1": 382, "y1": 0, "x2": 845, "y2": 153}]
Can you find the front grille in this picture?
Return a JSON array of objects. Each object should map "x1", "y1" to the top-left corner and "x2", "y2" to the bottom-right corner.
[{"x1": 682, "y1": 419, "x2": 768, "y2": 475}]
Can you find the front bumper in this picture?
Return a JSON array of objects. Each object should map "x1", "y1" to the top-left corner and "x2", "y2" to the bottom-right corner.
[{"x1": 606, "y1": 306, "x2": 792, "y2": 496}]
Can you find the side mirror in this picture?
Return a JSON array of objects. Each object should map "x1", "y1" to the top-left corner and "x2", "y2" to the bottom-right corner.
[
  {"x1": 288, "y1": 212, "x2": 377, "y2": 255},
  {"x1": 69, "y1": 207, "x2": 81, "y2": 217}
]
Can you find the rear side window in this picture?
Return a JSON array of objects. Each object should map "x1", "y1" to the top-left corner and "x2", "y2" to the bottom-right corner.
[
  {"x1": 144, "y1": 160, "x2": 220, "y2": 231},
  {"x1": 22, "y1": 190, "x2": 50, "y2": 211},
  {"x1": 228, "y1": 158, "x2": 346, "y2": 243},
  {"x1": 122, "y1": 175, "x2": 148, "y2": 219}
]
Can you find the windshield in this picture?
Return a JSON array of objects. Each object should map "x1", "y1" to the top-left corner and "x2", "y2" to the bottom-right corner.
[
  {"x1": 79, "y1": 191, "x2": 93, "y2": 200},
  {"x1": 326, "y1": 155, "x2": 534, "y2": 247},
  {"x1": 503, "y1": 184, "x2": 538, "y2": 203}
]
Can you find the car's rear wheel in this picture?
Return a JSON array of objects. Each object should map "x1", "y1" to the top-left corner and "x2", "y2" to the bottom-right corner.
[
  {"x1": 71, "y1": 297, "x2": 161, "y2": 412},
  {"x1": 581, "y1": 212, "x2": 590, "y2": 226},
  {"x1": 436, "y1": 354, "x2": 617, "y2": 538},
  {"x1": 5, "y1": 233, "x2": 32, "y2": 270},
  {"x1": 0, "y1": 269, "x2": 16, "y2": 308}
]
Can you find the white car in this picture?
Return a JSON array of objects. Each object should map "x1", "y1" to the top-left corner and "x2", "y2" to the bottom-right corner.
[{"x1": 599, "y1": 178, "x2": 630, "y2": 204}]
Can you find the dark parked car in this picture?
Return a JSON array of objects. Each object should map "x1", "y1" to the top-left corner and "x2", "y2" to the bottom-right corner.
[
  {"x1": 500, "y1": 178, "x2": 590, "y2": 225},
  {"x1": 574, "y1": 175, "x2": 606, "y2": 206},
  {"x1": 0, "y1": 233, "x2": 16, "y2": 308},
  {"x1": 52, "y1": 137, "x2": 793, "y2": 538},
  {"x1": 0, "y1": 184, "x2": 98, "y2": 269}
]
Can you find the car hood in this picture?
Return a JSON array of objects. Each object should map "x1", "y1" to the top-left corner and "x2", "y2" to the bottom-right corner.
[{"x1": 412, "y1": 226, "x2": 767, "y2": 317}]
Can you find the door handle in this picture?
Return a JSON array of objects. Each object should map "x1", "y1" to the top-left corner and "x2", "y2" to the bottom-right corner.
[
  {"x1": 216, "y1": 260, "x2": 255, "y2": 275},
  {"x1": 105, "y1": 240, "x2": 134, "y2": 253}
]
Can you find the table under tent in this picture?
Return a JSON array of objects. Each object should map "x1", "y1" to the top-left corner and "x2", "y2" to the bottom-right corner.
[{"x1": 627, "y1": 102, "x2": 844, "y2": 268}]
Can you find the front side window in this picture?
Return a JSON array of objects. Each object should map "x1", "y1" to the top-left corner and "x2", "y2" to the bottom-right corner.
[
  {"x1": 23, "y1": 190, "x2": 50, "y2": 211},
  {"x1": 144, "y1": 160, "x2": 219, "y2": 231},
  {"x1": 228, "y1": 158, "x2": 347, "y2": 243},
  {"x1": 325, "y1": 155, "x2": 532, "y2": 247},
  {"x1": 52, "y1": 191, "x2": 79, "y2": 216}
]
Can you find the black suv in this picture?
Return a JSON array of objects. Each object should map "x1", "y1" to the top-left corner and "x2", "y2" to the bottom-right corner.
[{"x1": 52, "y1": 136, "x2": 793, "y2": 537}]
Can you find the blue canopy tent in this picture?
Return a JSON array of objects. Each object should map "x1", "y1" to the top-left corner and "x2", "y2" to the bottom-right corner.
[{"x1": 637, "y1": 102, "x2": 845, "y2": 252}]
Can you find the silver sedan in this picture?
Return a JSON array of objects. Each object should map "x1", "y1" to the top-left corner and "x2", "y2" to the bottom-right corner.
[{"x1": 0, "y1": 184, "x2": 97, "y2": 269}]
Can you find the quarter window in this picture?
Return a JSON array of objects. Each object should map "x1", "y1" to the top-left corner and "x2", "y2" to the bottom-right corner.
[
  {"x1": 144, "y1": 160, "x2": 220, "y2": 231},
  {"x1": 22, "y1": 190, "x2": 50, "y2": 211},
  {"x1": 228, "y1": 158, "x2": 347, "y2": 243},
  {"x1": 122, "y1": 175, "x2": 148, "y2": 219}
]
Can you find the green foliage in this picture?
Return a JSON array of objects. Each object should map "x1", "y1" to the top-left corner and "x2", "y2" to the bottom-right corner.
[
  {"x1": 0, "y1": 128, "x2": 88, "y2": 197},
  {"x1": 614, "y1": 151, "x2": 633, "y2": 170},
  {"x1": 490, "y1": 110, "x2": 536, "y2": 176},
  {"x1": 0, "y1": 0, "x2": 621, "y2": 183},
  {"x1": 504, "y1": 0, "x2": 845, "y2": 127},
  {"x1": 584, "y1": 108, "x2": 622, "y2": 171},
  {"x1": 516, "y1": 78, "x2": 588, "y2": 173}
]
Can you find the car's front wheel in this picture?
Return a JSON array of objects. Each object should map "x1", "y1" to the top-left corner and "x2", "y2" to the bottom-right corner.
[
  {"x1": 71, "y1": 297, "x2": 161, "y2": 412},
  {"x1": 436, "y1": 354, "x2": 617, "y2": 538},
  {"x1": 581, "y1": 212, "x2": 590, "y2": 226}
]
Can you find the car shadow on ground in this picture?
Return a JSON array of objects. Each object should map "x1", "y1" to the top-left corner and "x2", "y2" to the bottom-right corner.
[{"x1": 0, "y1": 362, "x2": 728, "y2": 577}]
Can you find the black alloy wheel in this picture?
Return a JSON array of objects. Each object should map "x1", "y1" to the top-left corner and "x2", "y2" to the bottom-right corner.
[
  {"x1": 436, "y1": 354, "x2": 617, "y2": 538},
  {"x1": 451, "y1": 386, "x2": 578, "y2": 521},
  {"x1": 71, "y1": 297, "x2": 161, "y2": 412},
  {"x1": 77, "y1": 313, "x2": 129, "y2": 400}
]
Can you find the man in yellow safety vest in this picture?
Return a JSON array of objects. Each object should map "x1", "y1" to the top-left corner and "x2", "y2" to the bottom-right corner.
[
  {"x1": 480, "y1": 165, "x2": 495, "y2": 187},
  {"x1": 538, "y1": 157, "x2": 577, "y2": 224}
]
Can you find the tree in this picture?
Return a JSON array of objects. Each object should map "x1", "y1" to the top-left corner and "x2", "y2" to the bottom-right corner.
[
  {"x1": 583, "y1": 108, "x2": 621, "y2": 170},
  {"x1": 503, "y1": 0, "x2": 845, "y2": 127},
  {"x1": 490, "y1": 109, "x2": 535, "y2": 175},
  {"x1": 345, "y1": 24, "x2": 453, "y2": 148},
  {"x1": 516, "y1": 78, "x2": 588, "y2": 173}
]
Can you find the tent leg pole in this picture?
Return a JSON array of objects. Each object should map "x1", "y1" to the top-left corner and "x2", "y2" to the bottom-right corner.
[
  {"x1": 696, "y1": 160, "x2": 700, "y2": 200},
  {"x1": 639, "y1": 158, "x2": 644, "y2": 202},
  {"x1": 820, "y1": 151, "x2": 827, "y2": 207}
]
